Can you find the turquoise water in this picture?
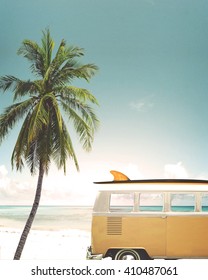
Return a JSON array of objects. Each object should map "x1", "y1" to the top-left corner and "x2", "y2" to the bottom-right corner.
[{"x1": 0, "y1": 206, "x2": 92, "y2": 231}]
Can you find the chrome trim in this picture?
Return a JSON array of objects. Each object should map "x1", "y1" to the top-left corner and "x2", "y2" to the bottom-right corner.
[{"x1": 86, "y1": 246, "x2": 103, "y2": 260}]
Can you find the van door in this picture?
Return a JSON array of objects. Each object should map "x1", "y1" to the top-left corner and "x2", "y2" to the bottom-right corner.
[
  {"x1": 134, "y1": 192, "x2": 166, "y2": 257},
  {"x1": 166, "y1": 193, "x2": 208, "y2": 258}
]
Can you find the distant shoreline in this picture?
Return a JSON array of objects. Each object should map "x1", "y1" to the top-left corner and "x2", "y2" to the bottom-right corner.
[{"x1": 0, "y1": 205, "x2": 92, "y2": 231}]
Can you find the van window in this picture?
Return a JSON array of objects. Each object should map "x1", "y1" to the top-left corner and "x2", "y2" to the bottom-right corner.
[
  {"x1": 110, "y1": 193, "x2": 134, "y2": 212},
  {"x1": 139, "y1": 193, "x2": 164, "y2": 211},
  {"x1": 170, "y1": 193, "x2": 195, "y2": 212},
  {"x1": 201, "y1": 193, "x2": 208, "y2": 212}
]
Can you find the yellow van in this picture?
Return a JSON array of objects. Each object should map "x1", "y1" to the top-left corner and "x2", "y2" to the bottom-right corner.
[{"x1": 87, "y1": 171, "x2": 208, "y2": 260}]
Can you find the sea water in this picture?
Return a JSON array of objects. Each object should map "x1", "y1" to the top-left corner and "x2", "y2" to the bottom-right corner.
[
  {"x1": 0, "y1": 205, "x2": 92, "y2": 231},
  {"x1": 1, "y1": 205, "x2": 208, "y2": 232}
]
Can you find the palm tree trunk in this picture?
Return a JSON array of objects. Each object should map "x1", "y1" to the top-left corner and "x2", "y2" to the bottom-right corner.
[{"x1": 13, "y1": 163, "x2": 44, "y2": 260}]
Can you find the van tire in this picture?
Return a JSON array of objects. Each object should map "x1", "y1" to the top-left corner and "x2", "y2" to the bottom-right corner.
[{"x1": 114, "y1": 249, "x2": 141, "y2": 260}]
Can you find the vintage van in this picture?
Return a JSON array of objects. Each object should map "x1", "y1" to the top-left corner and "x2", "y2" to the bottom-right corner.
[{"x1": 87, "y1": 171, "x2": 208, "y2": 260}]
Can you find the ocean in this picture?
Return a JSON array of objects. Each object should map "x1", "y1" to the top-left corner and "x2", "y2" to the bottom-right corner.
[
  {"x1": 0, "y1": 206, "x2": 93, "y2": 231},
  {"x1": 1, "y1": 205, "x2": 207, "y2": 232}
]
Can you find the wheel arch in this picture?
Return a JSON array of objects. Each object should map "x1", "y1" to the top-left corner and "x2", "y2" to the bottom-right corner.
[{"x1": 105, "y1": 248, "x2": 152, "y2": 260}]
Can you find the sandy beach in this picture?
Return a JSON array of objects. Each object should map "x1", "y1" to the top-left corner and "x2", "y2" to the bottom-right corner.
[{"x1": 0, "y1": 227, "x2": 91, "y2": 260}]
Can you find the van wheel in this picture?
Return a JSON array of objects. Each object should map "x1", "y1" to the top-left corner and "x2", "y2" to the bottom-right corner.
[{"x1": 114, "y1": 249, "x2": 140, "y2": 260}]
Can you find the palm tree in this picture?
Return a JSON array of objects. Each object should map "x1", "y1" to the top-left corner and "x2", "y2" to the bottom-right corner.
[{"x1": 0, "y1": 29, "x2": 99, "y2": 260}]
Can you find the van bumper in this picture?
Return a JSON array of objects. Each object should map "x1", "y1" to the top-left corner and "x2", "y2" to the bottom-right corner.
[{"x1": 86, "y1": 246, "x2": 103, "y2": 260}]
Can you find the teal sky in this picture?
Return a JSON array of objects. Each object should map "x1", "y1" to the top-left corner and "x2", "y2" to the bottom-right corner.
[{"x1": 1, "y1": 0, "x2": 208, "y2": 204}]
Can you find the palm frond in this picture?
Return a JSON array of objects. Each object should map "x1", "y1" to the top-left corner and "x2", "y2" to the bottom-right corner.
[
  {"x1": 25, "y1": 93, "x2": 63, "y2": 174},
  {"x1": 62, "y1": 121, "x2": 79, "y2": 171},
  {"x1": 47, "y1": 93, "x2": 62, "y2": 129},
  {"x1": 41, "y1": 29, "x2": 55, "y2": 73},
  {"x1": 60, "y1": 94, "x2": 99, "y2": 129},
  {"x1": 17, "y1": 40, "x2": 45, "y2": 77},
  {"x1": 25, "y1": 140, "x2": 39, "y2": 174},
  {"x1": 52, "y1": 117, "x2": 79, "y2": 172},
  {"x1": 11, "y1": 112, "x2": 32, "y2": 171},
  {"x1": 0, "y1": 76, "x2": 20, "y2": 92},
  {"x1": 64, "y1": 45, "x2": 84, "y2": 58},
  {"x1": 60, "y1": 99, "x2": 99, "y2": 151},
  {"x1": 57, "y1": 85, "x2": 99, "y2": 105},
  {"x1": 0, "y1": 98, "x2": 36, "y2": 144},
  {"x1": 50, "y1": 42, "x2": 84, "y2": 73},
  {"x1": 51, "y1": 60, "x2": 98, "y2": 86},
  {"x1": 0, "y1": 76, "x2": 41, "y2": 101},
  {"x1": 42, "y1": 41, "x2": 65, "y2": 89},
  {"x1": 13, "y1": 80, "x2": 41, "y2": 101},
  {"x1": 27, "y1": 97, "x2": 49, "y2": 142},
  {"x1": 60, "y1": 63, "x2": 98, "y2": 83}
]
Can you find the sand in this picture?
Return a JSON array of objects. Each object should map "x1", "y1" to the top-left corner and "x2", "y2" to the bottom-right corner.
[{"x1": 0, "y1": 227, "x2": 91, "y2": 260}]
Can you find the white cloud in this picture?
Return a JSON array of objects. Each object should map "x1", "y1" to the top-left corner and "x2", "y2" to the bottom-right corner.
[
  {"x1": 0, "y1": 165, "x2": 34, "y2": 204},
  {"x1": 0, "y1": 164, "x2": 97, "y2": 205},
  {"x1": 0, "y1": 165, "x2": 8, "y2": 178},
  {"x1": 130, "y1": 101, "x2": 154, "y2": 112},
  {"x1": 1, "y1": 161, "x2": 192, "y2": 206},
  {"x1": 129, "y1": 95, "x2": 154, "y2": 112},
  {"x1": 164, "y1": 162, "x2": 188, "y2": 179},
  {"x1": 41, "y1": 170, "x2": 97, "y2": 205},
  {"x1": 2, "y1": 160, "x2": 205, "y2": 207}
]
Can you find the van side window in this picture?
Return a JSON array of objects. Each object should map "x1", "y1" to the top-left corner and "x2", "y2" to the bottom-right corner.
[
  {"x1": 201, "y1": 194, "x2": 208, "y2": 212},
  {"x1": 139, "y1": 193, "x2": 164, "y2": 211},
  {"x1": 170, "y1": 193, "x2": 195, "y2": 212},
  {"x1": 110, "y1": 193, "x2": 134, "y2": 212}
]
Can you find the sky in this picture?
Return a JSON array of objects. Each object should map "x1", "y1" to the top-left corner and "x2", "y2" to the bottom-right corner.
[{"x1": 1, "y1": 0, "x2": 208, "y2": 205}]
